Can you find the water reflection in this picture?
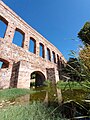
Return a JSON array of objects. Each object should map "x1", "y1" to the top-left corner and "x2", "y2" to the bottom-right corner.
[
  {"x1": 44, "y1": 91, "x2": 48, "y2": 105},
  {"x1": 30, "y1": 86, "x2": 63, "y2": 105},
  {"x1": 56, "y1": 88, "x2": 63, "y2": 105},
  {"x1": 1, "y1": 85, "x2": 90, "y2": 109},
  {"x1": 13, "y1": 86, "x2": 90, "y2": 106},
  {"x1": 13, "y1": 86, "x2": 63, "y2": 106}
]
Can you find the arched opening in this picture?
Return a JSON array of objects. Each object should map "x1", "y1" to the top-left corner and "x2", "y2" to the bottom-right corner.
[
  {"x1": 39, "y1": 43, "x2": 45, "y2": 58},
  {"x1": 12, "y1": 28, "x2": 25, "y2": 47},
  {"x1": 0, "y1": 58, "x2": 9, "y2": 69},
  {"x1": 47, "y1": 48, "x2": 51, "y2": 61},
  {"x1": 52, "y1": 51, "x2": 56, "y2": 63},
  {"x1": 57, "y1": 54, "x2": 60, "y2": 66},
  {"x1": 29, "y1": 37, "x2": 36, "y2": 54},
  {"x1": 30, "y1": 71, "x2": 45, "y2": 87},
  {"x1": 0, "y1": 16, "x2": 8, "y2": 38},
  {"x1": 57, "y1": 55, "x2": 61, "y2": 80}
]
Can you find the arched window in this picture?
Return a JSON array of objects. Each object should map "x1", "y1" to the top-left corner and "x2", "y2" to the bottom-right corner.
[
  {"x1": 47, "y1": 48, "x2": 51, "y2": 61},
  {"x1": 12, "y1": 28, "x2": 25, "y2": 47},
  {"x1": 39, "y1": 43, "x2": 45, "y2": 58},
  {"x1": 52, "y1": 51, "x2": 56, "y2": 63},
  {"x1": 29, "y1": 37, "x2": 36, "y2": 54},
  {"x1": 0, "y1": 58, "x2": 9, "y2": 69},
  {"x1": 57, "y1": 55, "x2": 61, "y2": 79},
  {"x1": 57, "y1": 54, "x2": 60, "y2": 65},
  {"x1": 0, "y1": 16, "x2": 8, "y2": 38},
  {"x1": 0, "y1": 61, "x2": 3, "y2": 68}
]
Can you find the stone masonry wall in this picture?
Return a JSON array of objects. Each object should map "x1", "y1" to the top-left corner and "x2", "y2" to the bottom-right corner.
[{"x1": 0, "y1": 1, "x2": 66, "y2": 89}]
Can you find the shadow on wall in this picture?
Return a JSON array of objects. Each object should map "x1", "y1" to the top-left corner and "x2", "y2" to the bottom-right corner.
[{"x1": 10, "y1": 61, "x2": 20, "y2": 88}]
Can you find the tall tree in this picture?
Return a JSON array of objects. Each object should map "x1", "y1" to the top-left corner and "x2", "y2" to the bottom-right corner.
[
  {"x1": 62, "y1": 58, "x2": 84, "y2": 81},
  {"x1": 78, "y1": 22, "x2": 90, "y2": 45}
]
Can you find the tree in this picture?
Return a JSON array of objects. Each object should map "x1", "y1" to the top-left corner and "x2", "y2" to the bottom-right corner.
[
  {"x1": 79, "y1": 45, "x2": 90, "y2": 71},
  {"x1": 62, "y1": 58, "x2": 84, "y2": 81},
  {"x1": 78, "y1": 22, "x2": 90, "y2": 81},
  {"x1": 78, "y1": 22, "x2": 90, "y2": 45}
]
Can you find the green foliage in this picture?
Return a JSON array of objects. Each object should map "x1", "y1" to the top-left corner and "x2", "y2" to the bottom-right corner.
[
  {"x1": 57, "y1": 81, "x2": 80, "y2": 89},
  {"x1": 0, "y1": 101, "x2": 67, "y2": 120},
  {"x1": 78, "y1": 45, "x2": 90, "y2": 83},
  {"x1": 30, "y1": 82, "x2": 35, "y2": 86},
  {"x1": 57, "y1": 81, "x2": 90, "y2": 90},
  {"x1": 44, "y1": 80, "x2": 52, "y2": 87},
  {"x1": 77, "y1": 23, "x2": 90, "y2": 82},
  {"x1": 62, "y1": 44, "x2": 90, "y2": 83},
  {"x1": 79, "y1": 45, "x2": 90, "y2": 71},
  {"x1": 78, "y1": 22, "x2": 90, "y2": 45},
  {"x1": 61, "y1": 51, "x2": 90, "y2": 90},
  {"x1": 0, "y1": 88, "x2": 34, "y2": 102},
  {"x1": 62, "y1": 57, "x2": 85, "y2": 81}
]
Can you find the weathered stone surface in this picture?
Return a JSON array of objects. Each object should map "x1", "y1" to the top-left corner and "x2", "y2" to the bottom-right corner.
[{"x1": 0, "y1": 1, "x2": 66, "y2": 89}]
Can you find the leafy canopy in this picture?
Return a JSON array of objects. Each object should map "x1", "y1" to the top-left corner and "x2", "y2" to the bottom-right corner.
[{"x1": 78, "y1": 22, "x2": 90, "y2": 45}]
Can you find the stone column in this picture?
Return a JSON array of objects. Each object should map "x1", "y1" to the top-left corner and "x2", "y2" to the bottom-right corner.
[
  {"x1": 55, "y1": 53, "x2": 57, "y2": 64},
  {"x1": 50, "y1": 50, "x2": 53, "y2": 62},
  {"x1": 36, "y1": 40, "x2": 39, "y2": 56},
  {"x1": 17, "y1": 61, "x2": 30, "y2": 89},
  {"x1": 46, "y1": 68, "x2": 56, "y2": 84},
  {"x1": 4, "y1": 22, "x2": 16, "y2": 43},
  {"x1": 22, "y1": 33, "x2": 30, "y2": 50},
  {"x1": 44, "y1": 45, "x2": 47, "y2": 60},
  {"x1": 55, "y1": 66, "x2": 59, "y2": 82}
]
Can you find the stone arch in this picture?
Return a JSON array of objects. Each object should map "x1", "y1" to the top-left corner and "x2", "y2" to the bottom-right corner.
[
  {"x1": 57, "y1": 54, "x2": 61, "y2": 80},
  {"x1": 47, "y1": 48, "x2": 51, "y2": 61},
  {"x1": 29, "y1": 37, "x2": 36, "y2": 54},
  {"x1": 57, "y1": 54, "x2": 60, "y2": 65},
  {"x1": 30, "y1": 71, "x2": 46, "y2": 87},
  {"x1": 39, "y1": 43, "x2": 45, "y2": 58},
  {"x1": 12, "y1": 28, "x2": 25, "y2": 47},
  {"x1": 52, "y1": 51, "x2": 56, "y2": 63},
  {"x1": 0, "y1": 15, "x2": 8, "y2": 38}
]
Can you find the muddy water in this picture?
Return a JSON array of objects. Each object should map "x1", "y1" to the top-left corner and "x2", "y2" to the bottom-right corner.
[
  {"x1": 12, "y1": 86, "x2": 90, "y2": 107},
  {"x1": 2, "y1": 86, "x2": 90, "y2": 106}
]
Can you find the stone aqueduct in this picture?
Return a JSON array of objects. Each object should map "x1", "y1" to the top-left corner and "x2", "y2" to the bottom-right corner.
[{"x1": 0, "y1": 1, "x2": 66, "y2": 89}]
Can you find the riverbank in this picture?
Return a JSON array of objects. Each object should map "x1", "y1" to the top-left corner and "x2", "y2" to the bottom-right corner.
[
  {"x1": 0, "y1": 88, "x2": 67, "y2": 120},
  {"x1": 0, "y1": 88, "x2": 35, "y2": 102}
]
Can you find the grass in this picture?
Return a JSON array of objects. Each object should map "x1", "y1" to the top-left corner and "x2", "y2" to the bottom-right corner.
[
  {"x1": 0, "y1": 101, "x2": 67, "y2": 120},
  {"x1": 0, "y1": 88, "x2": 35, "y2": 102},
  {"x1": 57, "y1": 81, "x2": 90, "y2": 90}
]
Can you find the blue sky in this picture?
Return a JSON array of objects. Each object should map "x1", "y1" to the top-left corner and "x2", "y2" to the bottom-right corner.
[{"x1": 2, "y1": 0, "x2": 90, "y2": 60}]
